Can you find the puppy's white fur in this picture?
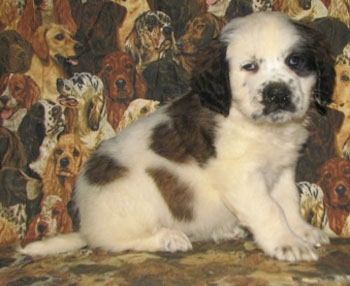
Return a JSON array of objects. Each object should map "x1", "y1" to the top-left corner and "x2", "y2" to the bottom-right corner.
[{"x1": 20, "y1": 12, "x2": 332, "y2": 262}]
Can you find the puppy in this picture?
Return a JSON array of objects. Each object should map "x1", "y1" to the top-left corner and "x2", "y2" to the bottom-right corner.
[
  {"x1": 0, "y1": 73, "x2": 41, "y2": 131},
  {"x1": 317, "y1": 157, "x2": 350, "y2": 237},
  {"x1": 21, "y1": 12, "x2": 334, "y2": 262},
  {"x1": 57, "y1": 72, "x2": 115, "y2": 150}
]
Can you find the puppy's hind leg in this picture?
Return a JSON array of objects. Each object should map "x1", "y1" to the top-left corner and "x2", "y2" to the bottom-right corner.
[{"x1": 117, "y1": 228, "x2": 193, "y2": 253}]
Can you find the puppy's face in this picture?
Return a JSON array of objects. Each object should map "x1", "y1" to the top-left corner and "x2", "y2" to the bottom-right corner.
[{"x1": 221, "y1": 12, "x2": 329, "y2": 123}]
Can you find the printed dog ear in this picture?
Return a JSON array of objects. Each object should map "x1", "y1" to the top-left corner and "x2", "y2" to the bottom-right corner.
[
  {"x1": 190, "y1": 38, "x2": 232, "y2": 117},
  {"x1": 87, "y1": 75, "x2": 105, "y2": 131}
]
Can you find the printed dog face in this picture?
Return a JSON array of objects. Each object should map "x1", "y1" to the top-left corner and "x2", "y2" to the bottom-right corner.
[
  {"x1": 318, "y1": 157, "x2": 350, "y2": 208},
  {"x1": 57, "y1": 72, "x2": 105, "y2": 132}
]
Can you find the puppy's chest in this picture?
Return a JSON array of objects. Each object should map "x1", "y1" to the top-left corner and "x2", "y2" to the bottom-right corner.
[{"x1": 214, "y1": 119, "x2": 307, "y2": 167}]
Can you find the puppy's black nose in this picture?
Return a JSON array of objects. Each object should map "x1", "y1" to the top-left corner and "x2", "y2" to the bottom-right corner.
[
  {"x1": 336, "y1": 185, "x2": 346, "y2": 197},
  {"x1": 262, "y1": 82, "x2": 295, "y2": 114}
]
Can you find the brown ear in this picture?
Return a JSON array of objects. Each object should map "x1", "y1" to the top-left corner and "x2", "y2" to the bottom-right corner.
[
  {"x1": 135, "y1": 72, "x2": 148, "y2": 98},
  {"x1": 31, "y1": 26, "x2": 49, "y2": 61},
  {"x1": 58, "y1": 204, "x2": 73, "y2": 234},
  {"x1": 21, "y1": 216, "x2": 40, "y2": 247},
  {"x1": 125, "y1": 29, "x2": 142, "y2": 64},
  {"x1": 54, "y1": 0, "x2": 78, "y2": 34},
  {"x1": 24, "y1": 75, "x2": 41, "y2": 109}
]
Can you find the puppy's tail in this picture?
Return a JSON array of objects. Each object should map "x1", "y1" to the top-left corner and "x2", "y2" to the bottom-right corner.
[{"x1": 18, "y1": 232, "x2": 87, "y2": 256}]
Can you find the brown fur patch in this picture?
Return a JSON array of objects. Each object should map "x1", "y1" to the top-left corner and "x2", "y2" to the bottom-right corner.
[
  {"x1": 84, "y1": 153, "x2": 128, "y2": 186},
  {"x1": 150, "y1": 93, "x2": 217, "y2": 166},
  {"x1": 147, "y1": 167, "x2": 193, "y2": 221}
]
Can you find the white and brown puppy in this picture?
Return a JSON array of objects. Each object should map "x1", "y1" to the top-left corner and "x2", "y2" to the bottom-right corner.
[{"x1": 20, "y1": 12, "x2": 335, "y2": 262}]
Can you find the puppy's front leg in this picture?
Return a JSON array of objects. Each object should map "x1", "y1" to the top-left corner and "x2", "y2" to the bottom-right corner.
[
  {"x1": 222, "y1": 171, "x2": 318, "y2": 262},
  {"x1": 271, "y1": 168, "x2": 329, "y2": 246}
]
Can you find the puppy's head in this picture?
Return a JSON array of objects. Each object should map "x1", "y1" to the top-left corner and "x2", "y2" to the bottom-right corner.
[{"x1": 195, "y1": 12, "x2": 335, "y2": 123}]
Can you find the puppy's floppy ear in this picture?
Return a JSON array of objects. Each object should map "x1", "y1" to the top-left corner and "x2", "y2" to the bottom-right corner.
[
  {"x1": 191, "y1": 38, "x2": 231, "y2": 116},
  {"x1": 294, "y1": 21, "x2": 336, "y2": 114}
]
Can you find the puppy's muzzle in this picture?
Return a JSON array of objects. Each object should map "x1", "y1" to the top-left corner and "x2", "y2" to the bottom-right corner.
[{"x1": 262, "y1": 82, "x2": 295, "y2": 115}]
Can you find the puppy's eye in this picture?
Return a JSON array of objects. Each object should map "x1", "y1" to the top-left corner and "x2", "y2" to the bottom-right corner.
[
  {"x1": 196, "y1": 24, "x2": 205, "y2": 30},
  {"x1": 286, "y1": 54, "x2": 305, "y2": 70},
  {"x1": 52, "y1": 209, "x2": 60, "y2": 216},
  {"x1": 55, "y1": 149, "x2": 63, "y2": 156},
  {"x1": 106, "y1": 65, "x2": 113, "y2": 72},
  {"x1": 241, "y1": 62, "x2": 258, "y2": 72},
  {"x1": 55, "y1": 33, "x2": 65, "y2": 41}
]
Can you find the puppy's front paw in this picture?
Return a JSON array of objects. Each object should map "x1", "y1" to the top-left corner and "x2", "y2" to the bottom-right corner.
[
  {"x1": 263, "y1": 235, "x2": 318, "y2": 262},
  {"x1": 157, "y1": 228, "x2": 192, "y2": 252},
  {"x1": 272, "y1": 241, "x2": 318, "y2": 262},
  {"x1": 294, "y1": 224, "x2": 329, "y2": 246}
]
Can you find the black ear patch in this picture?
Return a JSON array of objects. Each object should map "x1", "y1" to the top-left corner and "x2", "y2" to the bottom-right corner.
[
  {"x1": 190, "y1": 39, "x2": 232, "y2": 117},
  {"x1": 293, "y1": 20, "x2": 336, "y2": 114}
]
